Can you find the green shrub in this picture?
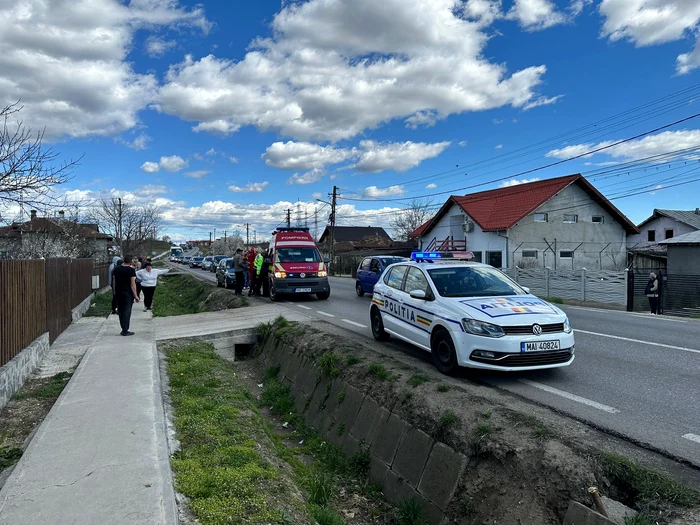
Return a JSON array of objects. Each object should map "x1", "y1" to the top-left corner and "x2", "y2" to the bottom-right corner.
[
  {"x1": 396, "y1": 498, "x2": 428, "y2": 525},
  {"x1": 367, "y1": 363, "x2": 390, "y2": 381}
]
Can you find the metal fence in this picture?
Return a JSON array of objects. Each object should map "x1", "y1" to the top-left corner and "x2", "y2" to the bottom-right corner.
[
  {"x1": 504, "y1": 267, "x2": 627, "y2": 306},
  {"x1": 0, "y1": 258, "x2": 104, "y2": 366},
  {"x1": 629, "y1": 269, "x2": 700, "y2": 317}
]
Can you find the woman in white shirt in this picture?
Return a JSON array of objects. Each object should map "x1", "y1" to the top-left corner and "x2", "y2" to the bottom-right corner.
[{"x1": 135, "y1": 263, "x2": 170, "y2": 311}]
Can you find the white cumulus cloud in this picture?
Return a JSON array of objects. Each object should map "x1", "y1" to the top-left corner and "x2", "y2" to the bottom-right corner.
[
  {"x1": 158, "y1": 155, "x2": 189, "y2": 172},
  {"x1": 120, "y1": 133, "x2": 151, "y2": 151},
  {"x1": 263, "y1": 142, "x2": 354, "y2": 171},
  {"x1": 507, "y1": 0, "x2": 566, "y2": 30},
  {"x1": 288, "y1": 169, "x2": 325, "y2": 185},
  {"x1": 426, "y1": 183, "x2": 437, "y2": 189},
  {"x1": 677, "y1": 35, "x2": 700, "y2": 74},
  {"x1": 141, "y1": 161, "x2": 160, "y2": 173},
  {"x1": 353, "y1": 140, "x2": 452, "y2": 173},
  {"x1": 157, "y1": 0, "x2": 559, "y2": 142},
  {"x1": 363, "y1": 185, "x2": 405, "y2": 198},
  {"x1": 145, "y1": 36, "x2": 177, "y2": 57},
  {"x1": 229, "y1": 182, "x2": 269, "y2": 192},
  {"x1": 0, "y1": 0, "x2": 209, "y2": 140},
  {"x1": 501, "y1": 178, "x2": 541, "y2": 187},
  {"x1": 545, "y1": 130, "x2": 700, "y2": 161}
]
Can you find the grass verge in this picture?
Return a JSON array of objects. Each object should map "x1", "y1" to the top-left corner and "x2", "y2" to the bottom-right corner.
[
  {"x1": 154, "y1": 274, "x2": 247, "y2": 317},
  {"x1": 165, "y1": 342, "x2": 289, "y2": 523},
  {"x1": 84, "y1": 290, "x2": 113, "y2": 317},
  {"x1": 601, "y1": 453, "x2": 700, "y2": 507}
]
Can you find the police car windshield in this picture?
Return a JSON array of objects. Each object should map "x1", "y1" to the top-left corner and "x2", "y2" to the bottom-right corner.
[
  {"x1": 276, "y1": 248, "x2": 321, "y2": 263},
  {"x1": 427, "y1": 266, "x2": 524, "y2": 298}
]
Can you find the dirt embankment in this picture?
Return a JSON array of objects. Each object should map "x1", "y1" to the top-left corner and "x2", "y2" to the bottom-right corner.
[{"x1": 254, "y1": 318, "x2": 700, "y2": 525}]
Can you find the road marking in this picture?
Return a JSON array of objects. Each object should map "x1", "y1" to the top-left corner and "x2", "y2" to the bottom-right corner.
[
  {"x1": 342, "y1": 319, "x2": 367, "y2": 328},
  {"x1": 297, "y1": 305, "x2": 312, "y2": 310},
  {"x1": 518, "y1": 379, "x2": 620, "y2": 413},
  {"x1": 316, "y1": 311, "x2": 336, "y2": 318},
  {"x1": 683, "y1": 433, "x2": 700, "y2": 444},
  {"x1": 575, "y1": 329, "x2": 700, "y2": 355}
]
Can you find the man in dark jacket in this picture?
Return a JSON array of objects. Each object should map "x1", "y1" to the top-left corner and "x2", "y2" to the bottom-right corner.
[
  {"x1": 113, "y1": 256, "x2": 141, "y2": 335},
  {"x1": 260, "y1": 254, "x2": 271, "y2": 297},
  {"x1": 232, "y1": 248, "x2": 245, "y2": 296}
]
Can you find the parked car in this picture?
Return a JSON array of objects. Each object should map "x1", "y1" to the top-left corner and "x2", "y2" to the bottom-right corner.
[
  {"x1": 202, "y1": 256, "x2": 214, "y2": 270},
  {"x1": 355, "y1": 255, "x2": 408, "y2": 296},
  {"x1": 190, "y1": 256, "x2": 204, "y2": 268},
  {"x1": 216, "y1": 258, "x2": 236, "y2": 288},
  {"x1": 211, "y1": 255, "x2": 227, "y2": 272}
]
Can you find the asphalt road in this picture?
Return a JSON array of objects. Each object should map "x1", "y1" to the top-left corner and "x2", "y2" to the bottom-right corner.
[{"x1": 175, "y1": 265, "x2": 700, "y2": 467}]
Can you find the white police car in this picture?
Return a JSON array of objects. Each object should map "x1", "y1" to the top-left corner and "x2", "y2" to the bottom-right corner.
[{"x1": 369, "y1": 252, "x2": 574, "y2": 374}]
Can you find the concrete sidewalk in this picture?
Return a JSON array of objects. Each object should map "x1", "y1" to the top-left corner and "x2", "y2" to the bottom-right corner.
[
  {"x1": 0, "y1": 307, "x2": 176, "y2": 525},
  {"x1": 0, "y1": 303, "x2": 312, "y2": 525}
]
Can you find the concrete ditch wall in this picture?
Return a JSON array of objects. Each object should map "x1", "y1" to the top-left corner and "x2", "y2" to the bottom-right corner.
[
  {"x1": 260, "y1": 336, "x2": 467, "y2": 525},
  {"x1": 0, "y1": 333, "x2": 50, "y2": 410}
]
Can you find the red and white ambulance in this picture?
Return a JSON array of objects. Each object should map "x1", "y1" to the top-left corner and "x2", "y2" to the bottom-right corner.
[{"x1": 268, "y1": 228, "x2": 330, "y2": 301}]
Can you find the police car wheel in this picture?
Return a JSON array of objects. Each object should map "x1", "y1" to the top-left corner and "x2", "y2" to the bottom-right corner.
[
  {"x1": 356, "y1": 282, "x2": 365, "y2": 297},
  {"x1": 371, "y1": 308, "x2": 390, "y2": 341},
  {"x1": 432, "y1": 330, "x2": 457, "y2": 375}
]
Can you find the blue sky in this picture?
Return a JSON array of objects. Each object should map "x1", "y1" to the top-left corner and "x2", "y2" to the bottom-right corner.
[{"x1": 3, "y1": 0, "x2": 700, "y2": 241}]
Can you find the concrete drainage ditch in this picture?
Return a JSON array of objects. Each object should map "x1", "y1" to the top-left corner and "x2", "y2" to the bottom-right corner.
[{"x1": 158, "y1": 319, "x2": 700, "y2": 525}]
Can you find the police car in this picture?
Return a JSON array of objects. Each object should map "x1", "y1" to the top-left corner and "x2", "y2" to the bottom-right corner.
[{"x1": 369, "y1": 252, "x2": 575, "y2": 374}]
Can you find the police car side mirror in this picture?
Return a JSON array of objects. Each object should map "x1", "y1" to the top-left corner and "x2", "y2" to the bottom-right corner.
[
  {"x1": 522, "y1": 286, "x2": 531, "y2": 294},
  {"x1": 409, "y1": 290, "x2": 427, "y2": 300}
]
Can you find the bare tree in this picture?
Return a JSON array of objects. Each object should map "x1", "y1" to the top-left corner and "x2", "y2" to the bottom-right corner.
[
  {"x1": 87, "y1": 198, "x2": 162, "y2": 256},
  {"x1": 0, "y1": 102, "x2": 80, "y2": 208},
  {"x1": 210, "y1": 235, "x2": 245, "y2": 257},
  {"x1": 389, "y1": 198, "x2": 434, "y2": 241}
]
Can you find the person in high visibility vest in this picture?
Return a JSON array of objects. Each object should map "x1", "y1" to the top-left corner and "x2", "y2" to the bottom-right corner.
[{"x1": 250, "y1": 251, "x2": 264, "y2": 296}]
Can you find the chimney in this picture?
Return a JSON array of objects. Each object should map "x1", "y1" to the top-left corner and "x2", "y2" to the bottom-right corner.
[
  {"x1": 696, "y1": 208, "x2": 700, "y2": 215},
  {"x1": 30, "y1": 210, "x2": 37, "y2": 221},
  {"x1": 58, "y1": 210, "x2": 65, "y2": 220}
]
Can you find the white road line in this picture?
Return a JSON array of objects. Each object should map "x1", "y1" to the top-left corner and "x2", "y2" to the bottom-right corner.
[
  {"x1": 342, "y1": 319, "x2": 368, "y2": 328},
  {"x1": 683, "y1": 433, "x2": 700, "y2": 444},
  {"x1": 297, "y1": 305, "x2": 312, "y2": 310},
  {"x1": 575, "y1": 329, "x2": 700, "y2": 355},
  {"x1": 316, "y1": 311, "x2": 336, "y2": 318},
  {"x1": 518, "y1": 379, "x2": 620, "y2": 413}
]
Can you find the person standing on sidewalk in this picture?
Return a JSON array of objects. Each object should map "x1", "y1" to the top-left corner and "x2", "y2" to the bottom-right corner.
[
  {"x1": 646, "y1": 272, "x2": 659, "y2": 314},
  {"x1": 113, "y1": 256, "x2": 140, "y2": 336},
  {"x1": 246, "y1": 248, "x2": 256, "y2": 291},
  {"x1": 232, "y1": 248, "x2": 245, "y2": 296},
  {"x1": 108, "y1": 256, "x2": 122, "y2": 315},
  {"x1": 250, "y1": 250, "x2": 264, "y2": 296},
  {"x1": 136, "y1": 263, "x2": 170, "y2": 311}
]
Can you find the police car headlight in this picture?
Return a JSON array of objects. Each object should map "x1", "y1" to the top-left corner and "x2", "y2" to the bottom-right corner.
[
  {"x1": 318, "y1": 270, "x2": 327, "y2": 277},
  {"x1": 462, "y1": 319, "x2": 505, "y2": 338},
  {"x1": 274, "y1": 271, "x2": 286, "y2": 278},
  {"x1": 563, "y1": 317, "x2": 572, "y2": 333}
]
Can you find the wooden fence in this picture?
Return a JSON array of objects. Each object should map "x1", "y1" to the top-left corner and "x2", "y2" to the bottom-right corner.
[{"x1": 0, "y1": 258, "x2": 104, "y2": 367}]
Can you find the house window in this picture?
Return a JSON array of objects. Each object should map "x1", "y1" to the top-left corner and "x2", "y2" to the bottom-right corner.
[
  {"x1": 471, "y1": 251, "x2": 483, "y2": 263},
  {"x1": 563, "y1": 214, "x2": 578, "y2": 223},
  {"x1": 487, "y1": 251, "x2": 503, "y2": 268},
  {"x1": 665, "y1": 229, "x2": 674, "y2": 240},
  {"x1": 592, "y1": 215, "x2": 604, "y2": 224},
  {"x1": 522, "y1": 250, "x2": 538, "y2": 258},
  {"x1": 647, "y1": 230, "x2": 656, "y2": 242},
  {"x1": 560, "y1": 251, "x2": 574, "y2": 259},
  {"x1": 534, "y1": 213, "x2": 548, "y2": 222}
]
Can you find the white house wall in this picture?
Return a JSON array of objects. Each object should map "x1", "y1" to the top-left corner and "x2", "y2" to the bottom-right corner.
[
  {"x1": 627, "y1": 216, "x2": 696, "y2": 248},
  {"x1": 507, "y1": 183, "x2": 627, "y2": 270}
]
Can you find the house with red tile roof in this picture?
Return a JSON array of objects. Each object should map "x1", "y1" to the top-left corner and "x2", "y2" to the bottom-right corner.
[{"x1": 409, "y1": 174, "x2": 639, "y2": 270}]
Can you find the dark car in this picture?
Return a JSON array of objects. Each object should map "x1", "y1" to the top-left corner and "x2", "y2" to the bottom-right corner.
[
  {"x1": 211, "y1": 254, "x2": 227, "y2": 272},
  {"x1": 216, "y1": 258, "x2": 236, "y2": 289},
  {"x1": 355, "y1": 255, "x2": 408, "y2": 296},
  {"x1": 190, "y1": 256, "x2": 204, "y2": 268}
]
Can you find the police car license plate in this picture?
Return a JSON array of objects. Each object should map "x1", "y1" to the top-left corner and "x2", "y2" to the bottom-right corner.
[
  {"x1": 295, "y1": 288, "x2": 312, "y2": 293},
  {"x1": 521, "y1": 340, "x2": 560, "y2": 352}
]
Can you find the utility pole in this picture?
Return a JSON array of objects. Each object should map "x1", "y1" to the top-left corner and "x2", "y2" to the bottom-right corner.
[
  {"x1": 286, "y1": 209, "x2": 291, "y2": 228},
  {"x1": 253, "y1": 230, "x2": 257, "y2": 244},
  {"x1": 245, "y1": 223, "x2": 250, "y2": 245},
  {"x1": 329, "y1": 186, "x2": 337, "y2": 267},
  {"x1": 209, "y1": 232, "x2": 212, "y2": 244},
  {"x1": 224, "y1": 230, "x2": 227, "y2": 242},
  {"x1": 314, "y1": 206, "x2": 319, "y2": 241},
  {"x1": 213, "y1": 228, "x2": 216, "y2": 242}
]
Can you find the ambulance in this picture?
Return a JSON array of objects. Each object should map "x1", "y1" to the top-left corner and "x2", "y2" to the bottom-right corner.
[{"x1": 268, "y1": 228, "x2": 330, "y2": 302}]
